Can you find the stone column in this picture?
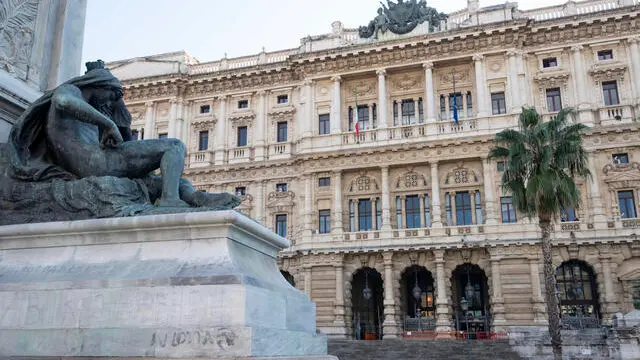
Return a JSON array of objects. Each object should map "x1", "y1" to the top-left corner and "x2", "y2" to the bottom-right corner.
[
  {"x1": 381, "y1": 166, "x2": 392, "y2": 230},
  {"x1": 332, "y1": 171, "x2": 343, "y2": 235},
  {"x1": 434, "y1": 249, "x2": 452, "y2": 333},
  {"x1": 304, "y1": 265, "x2": 312, "y2": 297},
  {"x1": 506, "y1": 50, "x2": 521, "y2": 113},
  {"x1": 419, "y1": 194, "x2": 426, "y2": 228},
  {"x1": 255, "y1": 90, "x2": 267, "y2": 161},
  {"x1": 473, "y1": 54, "x2": 488, "y2": 117},
  {"x1": 304, "y1": 79, "x2": 314, "y2": 138},
  {"x1": 334, "y1": 258, "x2": 346, "y2": 330},
  {"x1": 423, "y1": 62, "x2": 436, "y2": 122},
  {"x1": 168, "y1": 99, "x2": 178, "y2": 138},
  {"x1": 144, "y1": 101, "x2": 155, "y2": 139},
  {"x1": 371, "y1": 198, "x2": 378, "y2": 230},
  {"x1": 331, "y1": 76, "x2": 342, "y2": 134},
  {"x1": 571, "y1": 45, "x2": 589, "y2": 109},
  {"x1": 255, "y1": 180, "x2": 265, "y2": 224},
  {"x1": 430, "y1": 162, "x2": 443, "y2": 228},
  {"x1": 382, "y1": 252, "x2": 399, "y2": 338},
  {"x1": 376, "y1": 70, "x2": 388, "y2": 129},
  {"x1": 529, "y1": 256, "x2": 547, "y2": 324},
  {"x1": 587, "y1": 154, "x2": 607, "y2": 228},
  {"x1": 599, "y1": 246, "x2": 618, "y2": 324},
  {"x1": 627, "y1": 37, "x2": 640, "y2": 104},
  {"x1": 214, "y1": 96, "x2": 228, "y2": 165},
  {"x1": 490, "y1": 255, "x2": 506, "y2": 328},
  {"x1": 304, "y1": 175, "x2": 313, "y2": 236},
  {"x1": 482, "y1": 157, "x2": 498, "y2": 225}
]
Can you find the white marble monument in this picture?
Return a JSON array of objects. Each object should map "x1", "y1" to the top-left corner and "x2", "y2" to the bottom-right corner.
[{"x1": 0, "y1": 210, "x2": 335, "y2": 359}]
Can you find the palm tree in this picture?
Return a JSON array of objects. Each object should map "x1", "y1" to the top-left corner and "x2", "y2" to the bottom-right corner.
[{"x1": 489, "y1": 107, "x2": 590, "y2": 360}]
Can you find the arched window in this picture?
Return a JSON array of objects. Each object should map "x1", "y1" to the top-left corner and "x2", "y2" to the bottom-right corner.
[{"x1": 556, "y1": 260, "x2": 600, "y2": 329}]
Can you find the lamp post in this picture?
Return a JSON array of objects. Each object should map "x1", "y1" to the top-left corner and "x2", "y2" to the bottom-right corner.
[
  {"x1": 412, "y1": 270, "x2": 422, "y2": 331},
  {"x1": 461, "y1": 297, "x2": 471, "y2": 360}
]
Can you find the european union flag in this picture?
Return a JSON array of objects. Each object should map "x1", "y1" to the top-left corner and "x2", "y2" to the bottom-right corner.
[{"x1": 452, "y1": 70, "x2": 459, "y2": 125}]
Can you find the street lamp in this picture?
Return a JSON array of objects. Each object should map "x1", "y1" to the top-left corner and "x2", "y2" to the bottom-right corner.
[
  {"x1": 460, "y1": 297, "x2": 471, "y2": 360},
  {"x1": 413, "y1": 271, "x2": 422, "y2": 331}
]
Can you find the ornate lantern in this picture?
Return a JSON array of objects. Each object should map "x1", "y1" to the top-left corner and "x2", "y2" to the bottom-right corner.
[
  {"x1": 363, "y1": 271, "x2": 373, "y2": 300},
  {"x1": 412, "y1": 271, "x2": 422, "y2": 301}
]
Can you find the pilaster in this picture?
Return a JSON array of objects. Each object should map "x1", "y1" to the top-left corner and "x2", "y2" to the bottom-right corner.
[
  {"x1": 143, "y1": 101, "x2": 155, "y2": 140},
  {"x1": 254, "y1": 90, "x2": 267, "y2": 161},
  {"x1": 382, "y1": 251, "x2": 399, "y2": 338},
  {"x1": 434, "y1": 249, "x2": 452, "y2": 334},
  {"x1": 380, "y1": 166, "x2": 392, "y2": 230},
  {"x1": 214, "y1": 96, "x2": 228, "y2": 165},
  {"x1": 430, "y1": 162, "x2": 443, "y2": 228},
  {"x1": 331, "y1": 76, "x2": 343, "y2": 134}
]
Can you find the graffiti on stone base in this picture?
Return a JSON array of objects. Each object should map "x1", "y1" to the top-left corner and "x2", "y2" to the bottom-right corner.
[{"x1": 151, "y1": 328, "x2": 236, "y2": 350}]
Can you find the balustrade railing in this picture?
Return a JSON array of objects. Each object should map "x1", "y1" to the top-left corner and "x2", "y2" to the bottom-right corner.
[{"x1": 599, "y1": 104, "x2": 633, "y2": 125}]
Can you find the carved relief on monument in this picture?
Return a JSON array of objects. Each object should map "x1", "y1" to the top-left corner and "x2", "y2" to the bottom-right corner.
[
  {"x1": 441, "y1": 163, "x2": 483, "y2": 189},
  {"x1": 389, "y1": 71, "x2": 423, "y2": 95},
  {"x1": 345, "y1": 79, "x2": 377, "y2": 100},
  {"x1": 0, "y1": 0, "x2": 39, "y2": 80},
  {"x1": 436, "y1": 65, "x2": 472, "y2": 91}
]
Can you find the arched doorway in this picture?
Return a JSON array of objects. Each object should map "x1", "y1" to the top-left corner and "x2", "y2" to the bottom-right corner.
[
  {"x1": 351, "y1": 267, "x2": 384, "y2": 340},
  {"x1": 400, "y1": 265, "x2": 436, "y2": 332},
  {"x1": 280, "y1": 270, "x2": 295, "y2": 287},
  {"x1": 556, "y1": 260, "x2": 601, "y2": 329},
  {"x1": 451, "y1": 263, "x2": 490, "y2": 337}
]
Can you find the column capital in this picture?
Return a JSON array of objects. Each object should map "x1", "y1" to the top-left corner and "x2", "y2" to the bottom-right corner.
[
  {"x1": 331, "y1": 75, "x2": 342, "y2": 83},
  {"x1": 382, "y1": 251, "x2": 394, "y2": 265},
  {"x1": 332, "y1": 169, "x2": 342, "y2": 175},
  {"x1": 505, "y1": 49, "x2": 520, "y2": 57},
  {"x1": 570, "y1": 44, "x2": 584, "y2": 53},
  {"x1": 430, "y1": 161, "x2": 439, "y2": 168},
  {"x1": 145, "y1": 101, "x2": 154, "y2": 107},
  {"x1": 303, "y1": 78, "x2": 314, "y2": 86},
  {"x1": 256, "y1": 89, "x2": 267, "y2": 96},
  {"x1": 422, "y1": 61, "x2": 434, "y2": 70},
  {"x1": 472, "y1": 54, "x2": 485, "y2": 62},
  {"x1": 433, "y1": 249, "x2": 445, "y2": 262},
  {"x1": 216, "y1": 95, "x2": 229, "y2": 102},
  {"x1": 169, "y1": 99, "x2": 177, "y2": 105},
  {"x1": 628, "y1": 36, "x2": 640, "y2": 44},
  {"x1": 376, "y1": 69, "x2": 387, "y2": 76},
  {"x1": 380, "y1": 165, "x2": 389, "y2": 170}
]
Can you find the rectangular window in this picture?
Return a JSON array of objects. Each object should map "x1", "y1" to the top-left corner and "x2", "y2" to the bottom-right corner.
[
  {"x1": 542, "y1": 57, "x2": 558, "y2": 68},
  {"x1": 198, "y1": 131, "x2": 209, "y2": 151},
  {"x1": 560, "y1": 206, "x2": 577, "y2": 222},
  {"x1": 597, "y1": 50, "x2": 613, "y2": 61},
  {"x1": 319, "y1": 114, "x2": 330, "y2": 135},
  {"x1": 275, "y1": 214, "x2": 287, "y2": 237},
  {"x1": 546, "y1": 88, "x2": 562, "y2": 112},
  {"x1": 497, "y1": 161, "x2": 505, "y2": 172},
  {"x1": 237, "y1": 126, "x2": 247, "y2": 147},
  {"x1": 455, "y1": 192, "x2": 473, "y2": 226},
  {"x1": 158, "y1": 133, "x2": 168, "y2": 139},
  {"x1": 200, "y1": 104, "x2": 211, "y2": 114},
  {"x1": 276, "y1": 183, "x2": 288, "y2": 192},
  {"x1": 602, "y1": 81, "x2": 620, "y2": 106},
  {"x1": 449, "y1": 93, "x2": 463, "y2": 121},
  {"x1": 238, "y1": 100, "x2": 248, "y2": 109},
  {"x1": 131, "y1": 130, "x2": 139, "y2": 140},
  {"x1": 618, "y1": 191, "x2": 637, "y2": 219},
  {"x1": 376, "y1": 197, "x2": 382, "y2": 230},
  {"x1": 235, "y1": 187, "x2": 246, "y2": 196},
  {"x1": 319, "y1": 209, "x2": 331, "y2": 234},
  {"x1": 349, "y1": 200, "x2": 356, "y2": 232},
  {"x1": 501, "y1": 197, "x2": 517, "y2": 223},
  {"x1": 401, "y1": 99, "x2": 415, "y2": 125},
  {"x1": 491, "y1": 92, "x2": 506, "y2": 115},
  {"x1": 277, "y1": 95, "x2": 288, "y2": 104},
  {"x1": 358, "y1": 199, "x2": 372, "y2": 231},
  {"x1": 277, "y1": 122, "x2": 288, "y2": 142},
  {"x1": 357, "y1": 105, "x2": 370, "y2": 130},
  {"x1": 393, "y1": 101, "x2": 399, "y2": 126},
  {"x1": 396, "y1": 196, "x2": 403, "y2": 229},
  {"x1": 318, "y1": 177, "x2": 330, "y2": 187},
  {"x1": 613, "y1": 153, "x2": 629, "y2": 164},
  {"x1": 405, "y1": 195, "x2": 421, "y2": 229}
]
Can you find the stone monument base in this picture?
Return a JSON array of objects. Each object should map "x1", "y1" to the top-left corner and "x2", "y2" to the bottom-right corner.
[{"x1": 0, "y1": 211, "x2": 336, "y2": 359}]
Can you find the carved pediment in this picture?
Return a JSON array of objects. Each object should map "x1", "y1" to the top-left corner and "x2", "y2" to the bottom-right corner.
[
  {"x1": 267, "y1": 191, "x2": 296, "y2": 208},
  {"x1": 391, "y1": 73, "x2": 423, "y2": 92},
  {"x1": 348, "y1": 175, "x2": 379, "y2": 194},
  {"x1": 439, "y1": 69, "x2": 471, "y2": 85},
  {"x1": 346, "y1": 80, "x2": 377, "y2": 99},
  {"x1": 603, "y1": 162, "x2": 640, "y2": 176},
  {"x1": 534, "y1": 69, "x2": 570, "y2": 87},
  {"x1": 603, "y1": 162, "x2": 640, "y2": 189},
  {"x1": 235, "y1": 194, "x2": 254, "y2": 212},
  {"x1": 229, "y1": 110, "x2": 255, "y2": 127},
  {"x1": 395, "y1": 171, "x2": 428, "y2": 191},
  {"x1": 268, "y1": 105, "x2": 296, "y2": 121},
  {"x1": 191, "y1": 115, "x2": 217, "y2": 131},
  {"x1": 442, "y1": 165, "x2": 482, "y2": 188},
  {"x1": 589, "y1": 62, "x2": 627, "y2": 81}
]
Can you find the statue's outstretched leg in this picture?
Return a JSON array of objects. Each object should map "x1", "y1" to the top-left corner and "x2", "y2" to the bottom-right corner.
[
  {"x1": 143, "y1": 175, "x2": 240, "y2": 210},
  {"x1": 156, "y1": 143, "x2": 188, "y2": 207}
]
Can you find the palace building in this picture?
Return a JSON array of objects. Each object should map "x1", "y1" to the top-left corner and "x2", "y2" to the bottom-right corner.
[{"x1": 108, "y1": 0, "x2": 640, "y2": 344}]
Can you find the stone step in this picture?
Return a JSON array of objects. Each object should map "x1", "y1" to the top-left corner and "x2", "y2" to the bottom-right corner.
[{"x1": 328, "y1": 339, "x2": 523, "y2": 360}]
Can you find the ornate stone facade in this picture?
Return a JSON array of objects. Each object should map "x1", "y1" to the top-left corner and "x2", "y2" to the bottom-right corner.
[{"x1": 109, "y1": 0, "x2": 640, "y2": 341}]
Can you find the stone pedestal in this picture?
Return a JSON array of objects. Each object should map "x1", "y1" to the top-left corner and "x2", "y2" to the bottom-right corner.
[{"x1": 0, "y1": 211, "x2": 335, "y2": 359}]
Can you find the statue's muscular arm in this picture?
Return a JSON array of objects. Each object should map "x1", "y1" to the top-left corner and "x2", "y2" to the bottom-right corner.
[{"x1": 52, "y1": 84, "x2": 123, "y2": 147}]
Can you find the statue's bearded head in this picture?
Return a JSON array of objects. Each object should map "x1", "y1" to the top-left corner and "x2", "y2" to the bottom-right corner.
[{"x1": 86, "y1": 85, "x2": 131, "y2": 127}]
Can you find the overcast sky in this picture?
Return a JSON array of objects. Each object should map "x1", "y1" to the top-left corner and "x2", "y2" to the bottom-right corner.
[{"x1": 82, "y1": 0, "x2": 566, "y2": 66}]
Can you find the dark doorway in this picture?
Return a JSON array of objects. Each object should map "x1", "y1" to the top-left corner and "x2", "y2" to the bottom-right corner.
[
  {"x1": 351, "y1": 267, "x2": 384, "y2": 340},
  {"x1": 400, "y1": 265, "x2": 436, "y2": 332},
  {"x1": 556, "y1": 260, "x2": 601, "y2": 329},
  {"x1": 451, "y1": 263, "x2": 491, "y2": 336}
]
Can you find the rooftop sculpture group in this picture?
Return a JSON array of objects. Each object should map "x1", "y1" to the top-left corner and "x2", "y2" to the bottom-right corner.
[
  {"x1": 0, "y1": 60, "x2": 239, "y2": 225},
  {"x1": 359, "y1": 0, "x2": 448, "y2": 38}
]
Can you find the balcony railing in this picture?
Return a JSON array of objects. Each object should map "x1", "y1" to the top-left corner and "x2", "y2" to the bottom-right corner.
[
  {"x1": 188, "y1": 151, "x2": 213, "y2": 167},
  {"x1": 269, "y1": 142, "x2": 291, "y2": 158},
  {"x1": 598, "y1": 104, "x2": 634, "y2": 126},
  {"x1": 229, "y1": 147, "x2": 251, "y2": 163}
]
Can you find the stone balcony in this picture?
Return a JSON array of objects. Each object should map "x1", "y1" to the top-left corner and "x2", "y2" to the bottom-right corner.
[
  {"x1": 188, "y1": 150, "x2": 213, "y2": 168},
  {"x1": 598, "y1": 104, "x2": 635, "y2": 126},
  {"x1": 229, "y1": 146, "x2": 252, "y2": 164},
  {"x1": 269, "y1": 142, "x2": 292, "y2": 160}
]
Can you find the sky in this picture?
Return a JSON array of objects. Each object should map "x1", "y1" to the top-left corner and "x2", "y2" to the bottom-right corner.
[{"x1": 82, "y1": 0, "x2": 567, "y2": 66}]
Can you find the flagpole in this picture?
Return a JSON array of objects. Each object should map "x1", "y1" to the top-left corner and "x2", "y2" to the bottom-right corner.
[
  {"x1": 354, "y1": 89, "x2": 360, "y2": 142},
  {"x1": 452, "y1": 70, "x2": 459, "y2": 125}
]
